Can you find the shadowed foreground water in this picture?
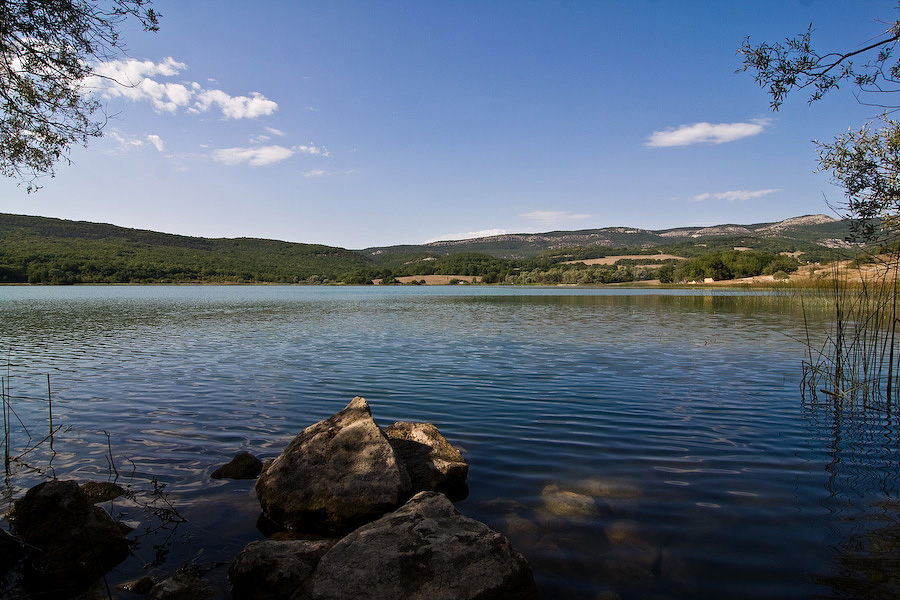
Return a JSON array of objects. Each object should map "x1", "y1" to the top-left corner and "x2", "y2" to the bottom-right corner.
[{"x1": 1, "y1": 285, "x2": 898, "y2": 599}]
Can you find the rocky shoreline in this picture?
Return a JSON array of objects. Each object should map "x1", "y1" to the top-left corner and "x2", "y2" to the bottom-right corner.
[{"x1": 0, "y1": 397, "x2": 538, "y2": 599}]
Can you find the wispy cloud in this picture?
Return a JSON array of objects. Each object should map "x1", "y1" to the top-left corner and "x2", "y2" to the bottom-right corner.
[
  {"x1": 426, "y1": 228, "x2": 510, "y2": 243},
  {"x1": 213, "y1": 145, "x2": 295, "y2": 167},
  {"x1": 522, "y1": 210, "x2": 591, "y2": 229},
  {"x1": 107, "y1": 130, "x2": 165, "y2": 153},
  {"x1": 692, "y1": 188, "x2": 780, "y2": 202},
  {"x1": 646, "y1": 119, "x2": 769, "y2": 148},
  {"x1": 86, "y1": 57, "x2": 277, "y2": 119},
  {"x1": 146, "y1": 134, "x2": 165, "y2": 152},
  {"x1": 295, "y1": 144, "x2": 331, "y2": 157},
  {"x1": 303, "y1": 169, "x2": 326, "y2": 177}
]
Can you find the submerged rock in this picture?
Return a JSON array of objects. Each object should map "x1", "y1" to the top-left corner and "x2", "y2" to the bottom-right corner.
[
  {"x1": 229, "y1": 539, "x2": 336, "y2": 600},
  {"x1": 255, "y1": 397, "x2": 411, "y2": 534},
  {"x1": 541, "y1": 484, "x2": 601, "y2": 518},
  {"x1": 212, "y1": 451, "x2": 263, "y2": 480},
  {"x1": 11, "y1": 479, "x2": 130, "y2": 598},
  {"x1": 118, "y1": 575, "x2": 156, "y2": 594},
  {"x1": 384, "y1": 421, "x2": 468, "y2": 500},
  {"x1": 299, "y1": 491, "x2": 538, "y2": 600},
  {"x1": 80, "y1": 480, "x2": 126, "y2": 503}
]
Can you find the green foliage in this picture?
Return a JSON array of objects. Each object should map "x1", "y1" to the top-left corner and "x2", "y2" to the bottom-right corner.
[
  {"x1": 739, "y1": 16, "x2": 900, "y2": 111},
  {"x1": 1, "y1": 1, "x2": 159, "y2": 191},
  {"x1": 816, "y1": 119, "x2": 900, "y2": 244}
]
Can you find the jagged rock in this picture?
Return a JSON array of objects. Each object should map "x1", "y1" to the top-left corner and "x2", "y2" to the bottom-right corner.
[
  {"x1": 212, "y1": 451, "x2": 263, "y2": 480},
  {"x1": 384, "y1": 421, "x2": 468, "y2": 499},
  {"x1": 10, "y1": 479, "x2": 129, "y2": 598},
  {"x1": 80, "y1": 481, "x2": 126, "y2": 503},
  {"x1": 229, "y1": 539, "x2": 336, "y2": 600},
  {"x1": 147, "y1": 571, "x2": 213, "y2": 600},
  {"x1": 298, "y1": 491, "x2": 538, "y2": 600},
  {"x1": 255, "y1": 397, "x2": 412, "y2": 534}
]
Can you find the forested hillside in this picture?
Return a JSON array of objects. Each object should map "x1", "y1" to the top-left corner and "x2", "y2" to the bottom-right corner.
[
  {"x1": 0, "y1": 214, "x2": 373, "y2": 284},
  {"x1": 0, "y1": 213, "x2": 865, "y2": 285}
]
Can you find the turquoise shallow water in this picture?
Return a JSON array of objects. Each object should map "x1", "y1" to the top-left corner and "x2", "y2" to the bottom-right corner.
[{"x1": 0, "y1": 285, "x2": 898, "y2": 599}]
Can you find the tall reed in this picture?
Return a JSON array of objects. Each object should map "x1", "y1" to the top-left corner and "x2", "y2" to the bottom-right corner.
[
  {"x1": 802, "y1": 252, "x2": 900, "y2": 415},
  {"x1": 1, "y1": 353, "x2": 60, "y2": 479}
]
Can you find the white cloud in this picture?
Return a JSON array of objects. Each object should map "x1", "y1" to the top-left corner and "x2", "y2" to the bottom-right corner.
[
  {"x1": 108, "y1": 131, "x2": 145, "y2": 150},
  {"x1": 193, "y1": 89, "x2": 277, "y2": 119},
  {"x1": 86, "y1": 57, "x2": 278, "y2": 119},
  {"x1": 303, "y1": 169, "x2": 326, "y2": 177},
  {"x1": 146, "y1": 134, "x2": 165, "y2": 152},
  {"x1": 646, "y1": 119, "x2": 769, "y2": 147},
  {"x1": 692, "y1": 189, "x2": 780, "y2": 203},
  {"x1": 213, "y1": 145, "x2": 295, "y2": 167},
  {"x1": 522, "y1": 210, "x2": 591, "y2": 229},
  {"x1": 425, "y1": 229, "x2": 510, "y2": 243},
  {"x1": 265, "y1": 127, "x2": 286, "y2": 136},
  {"x1": 294, "y1": 144, "x2": 331, "y2": 157}
]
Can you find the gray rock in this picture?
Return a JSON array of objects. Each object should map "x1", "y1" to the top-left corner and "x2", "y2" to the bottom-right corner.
[
  {"x1": 10, "y1": 479, "x2": 130, "y2": 598},
  {"x1": 255, "y1": 397, "x2": 412, "y2": 534},
  {"x1": 298, "y1": 491, "x2": 538, "y2": 600},
  {"x1": 211, "y1": 451, "x2": 263, "y2": 480},
  {"x1": 229, "y1": 539, "x2": 336, "y2": 600},
  {"x1": 384, "y1": 421, "x2": 468, "y2": 500},
  {"x1": 147, "y1": 571, "x2": 213, "y2": 600}
]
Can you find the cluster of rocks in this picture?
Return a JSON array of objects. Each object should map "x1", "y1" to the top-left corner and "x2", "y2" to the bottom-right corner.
[{"x1": 0, "y1": 397, "x2": 538, "y2": 599}]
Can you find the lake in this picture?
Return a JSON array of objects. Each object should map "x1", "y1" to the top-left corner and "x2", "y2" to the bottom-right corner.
[{"x1": 0, "y1": 285, "x2": 898, "y2": 599}]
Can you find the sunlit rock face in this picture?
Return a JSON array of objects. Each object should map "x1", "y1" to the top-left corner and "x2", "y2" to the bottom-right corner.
[
  {"x1": 255, "y1": 396, "x2": 412, "y2": 534},
  {"x1": 298, "y1": 491, "x2": 539, "y2": 600}
]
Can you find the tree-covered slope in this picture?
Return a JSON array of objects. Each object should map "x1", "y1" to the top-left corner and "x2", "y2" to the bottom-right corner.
[{"x1": 0, "y1": 214, "x2": 373, "y2": 283}]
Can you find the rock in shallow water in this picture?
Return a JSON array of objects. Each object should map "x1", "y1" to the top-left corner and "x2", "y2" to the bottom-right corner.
[
  {"x1": 384, "y1": 421, "x2": 469, "y2": 500},
  {"x1": 255, "y1": 397, "x2": 412, "y2": 534},
  {"x1": 211, "y1": 451, "x2": 263, "y2": 480},
  {"x1": 298, "y1": 491, "x2": 538, "y2": 600},
  {"x1": 11, "y1": 479, "x2": 129, "y2": 598}
]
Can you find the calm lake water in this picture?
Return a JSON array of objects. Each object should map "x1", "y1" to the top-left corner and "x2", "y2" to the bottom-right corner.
[{"x1": 1, "y1": 285, "x2": 898, "y2": 599}]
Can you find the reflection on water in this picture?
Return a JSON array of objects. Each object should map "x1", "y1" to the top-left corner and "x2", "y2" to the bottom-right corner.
[
  {"x1": 804, "y1": 389, "x2": 900, "y2": 599},
  {"x1": 0, "y1": 285, "x2": 898, "y2": 598}
]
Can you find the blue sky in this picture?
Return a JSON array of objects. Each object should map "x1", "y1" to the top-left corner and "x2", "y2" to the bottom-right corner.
[{"x1": 2, "y1": 1, "x2": 894, "y2": 249}]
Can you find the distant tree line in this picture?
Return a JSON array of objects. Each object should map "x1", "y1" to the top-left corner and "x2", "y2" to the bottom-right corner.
[{"x1": 656, "y1": 250, "x2": 800, "y2": 283}]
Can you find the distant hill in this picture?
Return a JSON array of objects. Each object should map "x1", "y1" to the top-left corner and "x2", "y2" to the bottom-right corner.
[
  {"x1": 0, "y1": 213, "x2": 373, "y2": 284},
  {"x1": 0, "y1": 212, "x2": 860, "y2": 284},
  {"x1": 363, "y1": 214, "x2": 856, "y2": 268}
]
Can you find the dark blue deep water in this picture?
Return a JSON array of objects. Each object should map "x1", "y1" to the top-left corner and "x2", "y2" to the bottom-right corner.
[{"x1": 1, "y1": 285, "x2": 899, "y2": 599}]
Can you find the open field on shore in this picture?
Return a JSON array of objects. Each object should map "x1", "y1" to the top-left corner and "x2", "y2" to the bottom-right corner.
[
  {"x1": 563, "y1": 254, "x2": 686, "y2": 266},
  {"x1": 391, "y1": 275, "x2": 483, "y2": 285}
]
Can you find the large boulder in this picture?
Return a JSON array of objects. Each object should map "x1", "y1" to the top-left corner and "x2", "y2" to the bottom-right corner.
[
  {"x1": 298, "y1": 491, "x2": 538, "y2": 600},
  {"x1": 255, "y1": 397, "x2": 412, "y2": 534},
  {"x1": 384, "y1": 421, "x2": 468, "y2": 500},
  {"x1": 229, "y1": 539, "x2": 336, "y2": 600},
  {"x1": 10, "y1": 479, "x2": 130, "y2": 598}
]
